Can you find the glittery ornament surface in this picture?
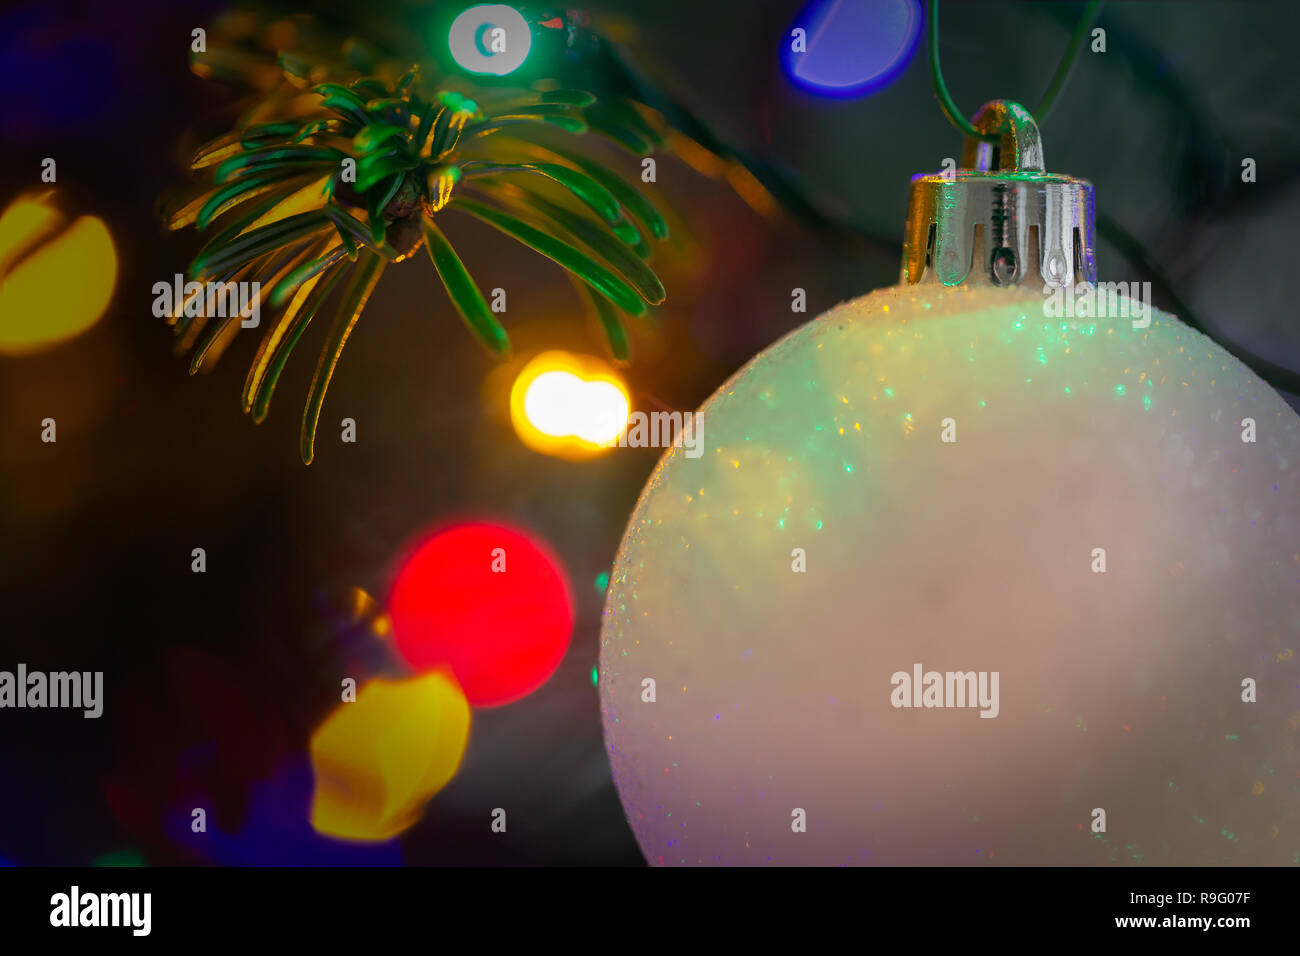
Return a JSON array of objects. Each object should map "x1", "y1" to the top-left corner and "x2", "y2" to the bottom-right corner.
[{"x1": 599, "y1": 284, "x2": 1300, "y2": 865}]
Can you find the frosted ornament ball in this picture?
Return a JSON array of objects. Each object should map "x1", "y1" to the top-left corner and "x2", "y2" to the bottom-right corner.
[{"x1": 599, "y1": 102, "x2": 1300, "y2": 866}]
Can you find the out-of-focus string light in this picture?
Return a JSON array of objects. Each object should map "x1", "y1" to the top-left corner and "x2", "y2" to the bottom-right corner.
[
  {"x1": 510, "y1": 351, "x2": 630, "y2": 459},
  {"x1": 0, "y1": 192, "x2": 116, "y2": 354},
  {"x1": 449, "y1": 4, "x2": 532, "y2": 76},
  {"x1": 524, "y1": 372, "x2": 628, "y2": 443},
  {"x1": 782, "y1": 0, "x2": 921, "y2": 98},
  {"x1": 388, "y1": 522, "x2": 574, "y2": 707},
  {"x1": 104, "y1": 646, "x2": 289, "y2": 860},
  {"x1": 310, "y1": 673, "x2": 470, "y2": 842},
  {"x1": 167, "y1": 756, "x2": 403, "y2": 865}
]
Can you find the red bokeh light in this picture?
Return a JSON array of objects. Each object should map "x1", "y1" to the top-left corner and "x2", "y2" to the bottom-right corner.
[{"x1": 388, "y1": 522, "x2": 574, "y2": 707}]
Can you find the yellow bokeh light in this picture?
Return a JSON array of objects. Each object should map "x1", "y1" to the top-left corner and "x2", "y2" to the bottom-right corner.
[
  {"x1": 0, "y1": 193, "x2": 117, "y2": 355},
  {"x1": 510, "y1": 351, "x2": 630, "y2": 459},
  {"x1": 310, "y1": 672, "x2": 471, "y2": 842}
]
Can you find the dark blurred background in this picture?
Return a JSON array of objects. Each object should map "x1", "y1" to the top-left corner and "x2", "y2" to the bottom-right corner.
[{"x1": 1, "y1": 0, "x2": 1297, "y2": 865}]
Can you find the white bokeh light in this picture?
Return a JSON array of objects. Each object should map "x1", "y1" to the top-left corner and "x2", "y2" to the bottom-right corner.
[
  {"x1": 523, "y1": 370, "x2": 629, "y2": 445},
  {"x1": 448, "y1": 5, "x2": 532, "y2": 76}
]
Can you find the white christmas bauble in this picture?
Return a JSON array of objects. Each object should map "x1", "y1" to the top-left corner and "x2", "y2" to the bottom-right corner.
[{"x1": 600, "y1": 283, "x2": 1300, "y2": 865}]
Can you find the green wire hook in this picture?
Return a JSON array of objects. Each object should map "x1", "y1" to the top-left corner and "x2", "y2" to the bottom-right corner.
[{"x1": 927, "y1": 0, "x2": 1104, "y2": 141}]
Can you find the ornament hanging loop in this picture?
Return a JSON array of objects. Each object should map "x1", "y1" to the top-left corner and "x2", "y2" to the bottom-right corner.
[
  {"x1": 902, "y1": 98, "x2": 1096, "y2": 290},
  {"x1": 959, "y1": 100, "x2": 1045, "y2": 174}
]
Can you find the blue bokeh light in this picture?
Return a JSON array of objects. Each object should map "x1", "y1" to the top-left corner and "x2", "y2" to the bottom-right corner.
[
  {"x1": 782, "y1": 0, "x2": 923, "y2": 98},
  {"x1": 165, "y1": 755, "x2": 403, "y2": 866}
]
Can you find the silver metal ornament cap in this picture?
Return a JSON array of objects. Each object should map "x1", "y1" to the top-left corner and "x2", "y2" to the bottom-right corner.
[{"x1": 901, "y1": 99, "x2": 1095, "y2": 289}]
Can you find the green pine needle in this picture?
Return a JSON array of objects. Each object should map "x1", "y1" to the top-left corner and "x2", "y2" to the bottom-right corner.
[
  {"x1": 300, "y1": 252, "x2": 386, "y2": 464},
  {"x1": 423, "y1": 218, "x2": 509, "y2": 357}
]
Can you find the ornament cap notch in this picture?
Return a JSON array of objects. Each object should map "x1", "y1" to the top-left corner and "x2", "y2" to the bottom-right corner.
[{"x1": 902, "y1": 99, "x2": 1095, "y2": 290}]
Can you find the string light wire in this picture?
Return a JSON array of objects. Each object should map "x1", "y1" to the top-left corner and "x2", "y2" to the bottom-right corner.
[{"x1": 927, "y1": 0, "x2": 1104, "y2": 138}]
